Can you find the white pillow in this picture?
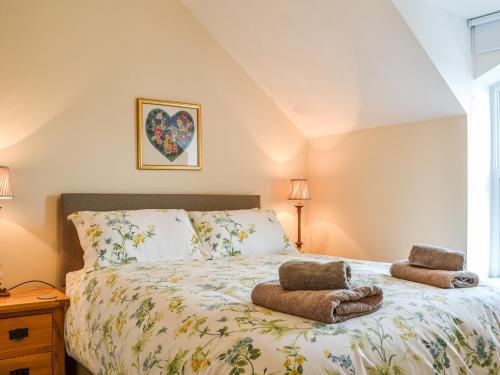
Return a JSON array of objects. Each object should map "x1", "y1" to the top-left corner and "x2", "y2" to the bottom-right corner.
[
  {"x1": 68, "y1": 209, "x2": 202, "y2": 270},
  {"x1": 188, "y1": 209, "x2": 296, "y2": 258}
]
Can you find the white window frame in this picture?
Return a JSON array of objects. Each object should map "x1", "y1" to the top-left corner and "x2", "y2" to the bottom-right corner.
[{"x1": 490, "y1": 83, "x2": 500, "y2": 277}]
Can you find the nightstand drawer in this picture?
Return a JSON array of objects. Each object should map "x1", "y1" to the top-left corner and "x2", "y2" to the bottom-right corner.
[
  {"x1": 0, "y1": 352, "x2": 52, "y2": 375},
  {"x1": 0, "y1": 314, "x2": 52, "y2": 359}
]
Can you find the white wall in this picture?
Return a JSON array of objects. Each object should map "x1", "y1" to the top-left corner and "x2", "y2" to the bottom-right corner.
[
  {"x1": 306, "y1": 116, "x2": 467, "y2": 262},
  {"x1": 0, "y1": 0, "x2": 306, "y2": 288}
]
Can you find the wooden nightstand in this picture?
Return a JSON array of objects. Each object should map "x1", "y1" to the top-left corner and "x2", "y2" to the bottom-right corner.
[{"x1": 0, "y1": 287, "x2": 70, "y2": 375}]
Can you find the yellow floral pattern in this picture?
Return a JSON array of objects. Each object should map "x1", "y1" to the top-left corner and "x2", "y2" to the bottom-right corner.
[
  {"x1": 66, "y1": 253, "x2": 500, "y2": 374},
  {"x1": 69, "y1": 209, "x2": 202, "y2": 269},
  {"x1": 189, "y1": 209, "x2": 295, "y2": 258}
]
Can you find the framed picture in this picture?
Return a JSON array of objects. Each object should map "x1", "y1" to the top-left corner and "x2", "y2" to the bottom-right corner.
[{"x1": 137, "y1": 98, "x2": 202, "y2": 170}]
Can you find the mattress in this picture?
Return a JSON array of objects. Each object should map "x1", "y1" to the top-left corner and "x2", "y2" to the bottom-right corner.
[{"x1": 65, "y1": 253, "x2": 500, "y2": 374}]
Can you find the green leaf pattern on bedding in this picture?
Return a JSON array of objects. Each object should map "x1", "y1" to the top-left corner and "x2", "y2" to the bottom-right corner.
[
  {"x1": 65, "y1": 254, "x2": 500, "y2": 374},
  {"x1": 189, "y1": 209, "x2": 294, "y2": 259},
  {"x1": 69, "y1": 209, "x2": 203, "y2": 270},
  {"x1": 195, "y1": 211, "x2": 257, "y2": 257},
  {"x1": 70, "y1": 211, "x2": 158, "y2": 267}
]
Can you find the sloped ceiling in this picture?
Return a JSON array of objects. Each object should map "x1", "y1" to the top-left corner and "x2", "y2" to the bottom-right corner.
[
  {"x1": 393, "y1": 0, "x2": 471, "y2": 111},
  {"x1": 181, "y1": 0, "x2": 465, "y2": 138}
]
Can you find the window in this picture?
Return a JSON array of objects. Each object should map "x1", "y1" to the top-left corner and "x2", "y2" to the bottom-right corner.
[
  {"x1": 470, "y1": 14, "x2": 500, "y2": 55},
  {"x1": 490, "y1": 83, "x2": 500, "y2": 277}
]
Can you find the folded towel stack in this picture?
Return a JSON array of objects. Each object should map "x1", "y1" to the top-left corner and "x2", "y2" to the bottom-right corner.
[
  {"x1": 251, "y1": 260, "x2": 383, "y2": 323},
  {"x1": 409, "y1": 244, "x2": 465, "y2": 271},
  {"x1": 390, "y1": 244, "x2": 479, "y2": 289},
  {"x1": 279, "y1": 260, "x2": 352, "y2": 290}
]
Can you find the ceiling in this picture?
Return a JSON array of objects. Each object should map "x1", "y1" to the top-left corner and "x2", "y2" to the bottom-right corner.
[
  {"x1": 181, "y1": 0, "x2": 465, "y2": 138},
  {"x1": 425, "y1": 0, "x2": 500, "y2": 19}
]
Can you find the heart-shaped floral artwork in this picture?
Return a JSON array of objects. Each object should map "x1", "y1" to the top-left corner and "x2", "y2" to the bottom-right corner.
[{"x1": 145, "y1": 108, "x2": 195, "y2": 161}]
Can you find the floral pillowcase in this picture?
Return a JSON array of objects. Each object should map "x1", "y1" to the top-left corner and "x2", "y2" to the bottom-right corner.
[
  {"x1": 188, "y1": 209, "x2": 296, "y2": 258},
  {"x1": 68, "y1": 209, "x2": 202, "y2": 270}
]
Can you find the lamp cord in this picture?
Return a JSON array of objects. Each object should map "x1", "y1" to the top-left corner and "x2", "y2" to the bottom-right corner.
[{"x1": 7, "y1": 280, "x2": 56, "y2": 291}]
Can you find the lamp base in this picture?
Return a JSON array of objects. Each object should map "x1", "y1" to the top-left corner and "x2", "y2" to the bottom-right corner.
[{"x1": 295, "y1": 204, "x2": 304, "y2": 251}]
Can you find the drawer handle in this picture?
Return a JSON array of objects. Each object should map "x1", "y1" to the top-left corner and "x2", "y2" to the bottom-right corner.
[
  {"x1": 10, "y1": 369, "x2": 29, "y2": 375},
  {"x1": 9, "y1": 328, "x2": 29, "y2": 341}
]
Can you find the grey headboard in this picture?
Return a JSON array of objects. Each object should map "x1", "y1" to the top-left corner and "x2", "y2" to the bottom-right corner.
[{"x1": 60, "y1": 193, "x2": 260, "y2": 283}]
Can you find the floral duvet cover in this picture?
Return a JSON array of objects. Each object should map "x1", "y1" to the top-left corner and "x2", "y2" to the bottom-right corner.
[{"x1": 65, "y1": 253, "x2": 500, "y2": 375}]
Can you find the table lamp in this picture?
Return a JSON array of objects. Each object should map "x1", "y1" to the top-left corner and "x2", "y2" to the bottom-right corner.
[
  {"x1": 288, "y1": 178, "x2": 310, "y2": 250},
  {"x1": 0, "y1": 166, "x2": 13, "y2": 296},
  {"x1": 0, "y1": 166, "x2": 14, "y2": 208}
]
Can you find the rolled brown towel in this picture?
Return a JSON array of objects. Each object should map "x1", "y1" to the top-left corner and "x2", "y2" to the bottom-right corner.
[
  {"x1": 279, "y1": 260, "x2": 351, "y2": 290},
  {"x1": 409, "y1": 244, "x2": 465, "y2": 271},
  {"x1": 251, "y1": 281, "x2": 383, "y2": 323},
  {"x1": 390, "y1": 261, "x2": 479, "y2": 289}
]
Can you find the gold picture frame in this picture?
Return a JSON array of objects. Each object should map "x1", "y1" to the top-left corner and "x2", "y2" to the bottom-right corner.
[{"x1": 137, "y1": 98, "x2": 202, "y2": 170}]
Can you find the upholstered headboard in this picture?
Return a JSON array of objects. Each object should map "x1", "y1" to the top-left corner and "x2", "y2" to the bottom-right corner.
[{"x1": 60, "y1": 193, "x2": 260, "y2": 282}]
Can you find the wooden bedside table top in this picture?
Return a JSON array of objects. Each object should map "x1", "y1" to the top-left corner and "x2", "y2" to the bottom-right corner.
[{"x1": 0, "y1": 287, "x2": 70, "y2": 315}]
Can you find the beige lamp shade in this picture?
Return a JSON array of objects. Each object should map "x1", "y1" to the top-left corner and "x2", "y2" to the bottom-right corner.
[
  {"x1": 288, "y1": 178, "x2": 310, "y2": 201},
  {"x1": 0, "y1": 166, "x2": 14, "y2": 199}
]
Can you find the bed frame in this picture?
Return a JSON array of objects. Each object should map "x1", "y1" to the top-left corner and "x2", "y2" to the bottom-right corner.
[{"x1": 60, "y1": 193, "x2": 260, "y2": 375}]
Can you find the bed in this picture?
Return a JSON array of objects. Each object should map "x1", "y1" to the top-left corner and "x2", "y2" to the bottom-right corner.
[{"x1": 61, "y1": 194, "x2": 500, "y2": 375}]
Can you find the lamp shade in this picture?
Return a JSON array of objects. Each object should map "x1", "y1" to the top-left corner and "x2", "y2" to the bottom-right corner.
[
  {"x1": 288, "y1": 178, "x2": 310, "y2": 201},
  {"x1": 0, "y1": 166, "x2": 14, "y2": 199}
]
